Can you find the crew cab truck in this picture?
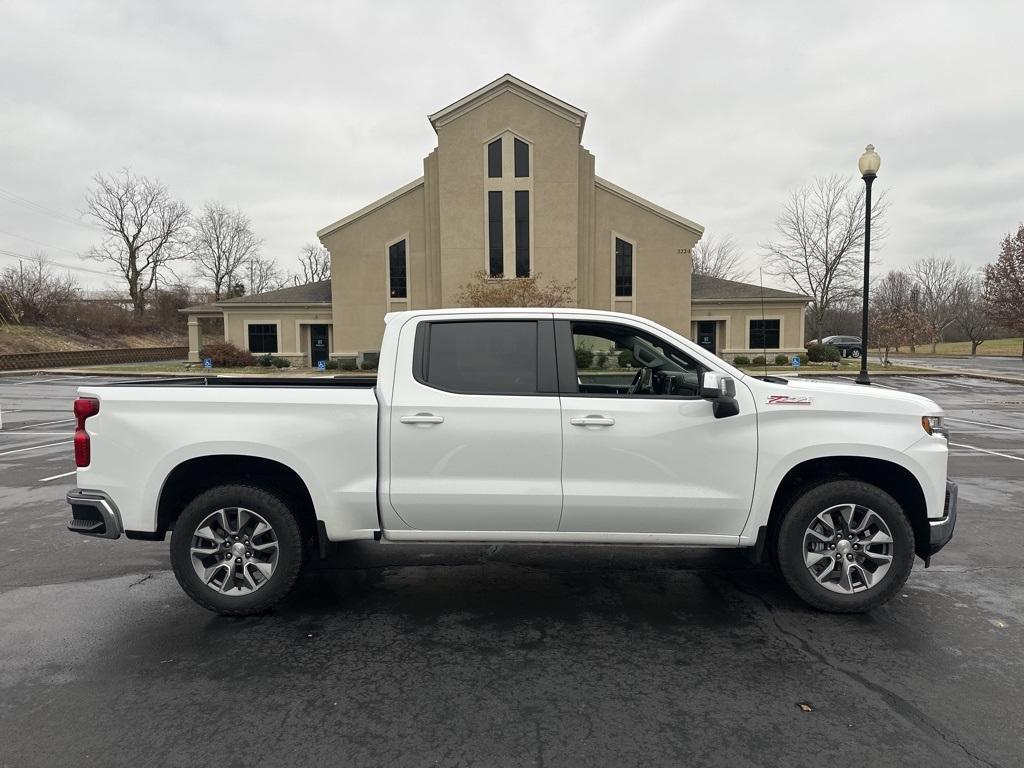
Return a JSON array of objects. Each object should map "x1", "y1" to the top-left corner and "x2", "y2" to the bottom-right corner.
[{"x1": 66, "y1": 308, "x2": 957, "y2": 615}]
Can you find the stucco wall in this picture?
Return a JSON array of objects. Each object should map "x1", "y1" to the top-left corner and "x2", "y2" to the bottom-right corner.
[
  {"x1": 591, "y1": 186, "x2": 698, "y2": 339},
  {"x1": 691, "y1": 301, "x2": 807, "y2": 355},
  {"x1": 434, "y1": 90, "x2": 581, "y2": 305},
  {"x1": 223, "y1": 307, "x2": 334, "y2": 361},
  {"x1": 321, "y1": 184, "x2": 426, "y2": 354}
]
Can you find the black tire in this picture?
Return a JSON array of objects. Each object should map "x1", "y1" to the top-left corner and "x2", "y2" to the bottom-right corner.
[
  {"x1": 849, "y1": 348, "x2": 861, "y2": 359},
  {"x1": 775, "y1": 480, "x2": 914, "y2": 613},
  {"x1": 170, "y1": 484, "x2": 304, "y2": 616}
]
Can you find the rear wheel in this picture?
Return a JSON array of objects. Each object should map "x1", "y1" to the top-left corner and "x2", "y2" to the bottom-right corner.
[
  {"x1": 775, "y1": 480, "x2": 914, "y2": 612},
  {"x1": 170, "y1": 484, "x2": 303, "y2": 616},
  {"x1": 848, "y1": 348, "x2": 861, "y2": 358}
]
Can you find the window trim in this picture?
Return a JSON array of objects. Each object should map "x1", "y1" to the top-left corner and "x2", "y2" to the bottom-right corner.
[
  {"x1": 555, "y1": 319, "x2": 707, "y2": 401},
  {"x1": 610, "y1": 232, "x2": 637, "y2": 310},
  {"x1": 412, "y1": 319, "x2": 557, "y2": 397},
  {"x1": 243, "y1": 320, "x2": 282, "y2": 354},
  {"x1": 746, "y1": 315, "x2": 783, "y2": 350},
  {"x1": 385, "y1": 233, "x2": 411, "y2": 306}
]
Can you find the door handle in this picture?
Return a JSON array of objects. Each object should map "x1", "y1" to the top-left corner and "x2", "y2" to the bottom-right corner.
[
  {"x1": 569, "y1": 415, "x2": 615, "y2": 427},
  {"x1": 400, "y1": 413, "x2": 444, "y2": 425}
]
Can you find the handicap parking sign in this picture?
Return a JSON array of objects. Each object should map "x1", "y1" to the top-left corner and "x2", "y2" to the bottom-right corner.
[
  {"x1": 317, "y1": 360, "x2": 326, "y2": 371},
  {"x1": 202, "y1": 358, "x2": 212, "y2": 369},
  {"x1": 791, "y1": 355, "x2": 801, "y2": 368}
]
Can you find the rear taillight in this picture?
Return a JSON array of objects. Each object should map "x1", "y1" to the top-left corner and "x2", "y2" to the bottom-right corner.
[{"x1": 73, "y1": 397, "x2": 100, "y2": 467}]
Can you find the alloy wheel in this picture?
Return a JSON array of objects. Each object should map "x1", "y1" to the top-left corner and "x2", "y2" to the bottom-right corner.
[
  {"x1": 803, "y1": 503, "x2": 894, "y2": 594},
  {"x1": 189, "y1": 507, "x2": 280, "y2": 595}
]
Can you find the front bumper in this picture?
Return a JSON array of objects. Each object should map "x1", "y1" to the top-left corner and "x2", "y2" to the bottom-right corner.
[
  {"x1": 66, "y1": 489, "x2": 122, "y2": 540},
  {"x1": 926, "y1": 479, "x2": 958, "y2": 562}
]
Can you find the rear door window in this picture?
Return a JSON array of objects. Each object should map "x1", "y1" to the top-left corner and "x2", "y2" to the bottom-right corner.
[{"x1": 419, "y1": 321, "x2": 540, "y2": 395}]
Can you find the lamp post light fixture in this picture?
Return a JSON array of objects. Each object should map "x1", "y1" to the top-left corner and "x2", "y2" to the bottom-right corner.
[{"x1": 855, "y1": 144, "x2": 880, "y2": 385}]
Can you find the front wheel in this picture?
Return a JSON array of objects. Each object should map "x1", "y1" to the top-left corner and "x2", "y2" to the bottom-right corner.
[
  {"x1": 775, "y1": 480, "x2": 914, "y2": 613},
  {"x1": 848, "y1": 348, "x2": 862, "y2": 359},
  {"x1": 170, "y1": 484, "x2": 304, "y2": 616}
]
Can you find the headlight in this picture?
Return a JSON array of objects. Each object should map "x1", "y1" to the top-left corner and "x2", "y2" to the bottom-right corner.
[{"x1": 922, "y1": 416, "x2": 947, "y2": 437}]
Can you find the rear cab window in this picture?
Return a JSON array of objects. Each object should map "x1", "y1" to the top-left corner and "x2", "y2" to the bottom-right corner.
[{"x1": 413, "y1": 320, "x2": 557, "y2": 395}]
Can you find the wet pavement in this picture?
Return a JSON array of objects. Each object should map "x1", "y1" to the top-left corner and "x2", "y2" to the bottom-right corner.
[{"x1": 0, "y1": 373, "x2": 1021, "y2": 767}]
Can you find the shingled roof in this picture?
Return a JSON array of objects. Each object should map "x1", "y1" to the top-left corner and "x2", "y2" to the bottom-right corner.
[
  {"x1": 691, "y1": 274, "x2": 809, "y2": 302},
  {"x1": 217, "y1": 280, "x2": 332, "y2": 305}
]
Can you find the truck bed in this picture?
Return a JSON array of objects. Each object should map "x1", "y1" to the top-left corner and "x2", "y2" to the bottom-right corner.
[{"x1": 110, "y1": 376, "x2": 378, "y2": 388}]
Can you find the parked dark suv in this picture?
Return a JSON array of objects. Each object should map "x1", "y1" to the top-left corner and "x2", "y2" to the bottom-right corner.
[{"x1": 821, "y1": 335, "x2": 863, "y2": 358}]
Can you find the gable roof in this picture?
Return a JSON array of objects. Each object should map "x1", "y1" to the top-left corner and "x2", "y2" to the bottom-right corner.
[
  {"x1": 594, "y1": 177, "x2": 703, "y2": 236},
  {"x1": 691, "y1": 274, "x2": 810, "y2": 302},
  {"x1": 428, "y1": 74, "x2": 588, "y2": 139},
  {"x1": 317, "y1": 177, "x2": 425, "y2": 239},
  {"x1": 216, "y1": 280, "x2": 332, "y2": 306}
]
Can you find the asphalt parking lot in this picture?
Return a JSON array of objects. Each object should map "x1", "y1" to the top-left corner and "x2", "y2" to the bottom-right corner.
[{"x1": 1, "y1": 373, "x2": 1022, "y2": 767}]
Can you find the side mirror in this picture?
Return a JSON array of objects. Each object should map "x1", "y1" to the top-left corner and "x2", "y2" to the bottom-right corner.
[{"x1": 701, "y1": 372, "x2": 736, "y2": 399}]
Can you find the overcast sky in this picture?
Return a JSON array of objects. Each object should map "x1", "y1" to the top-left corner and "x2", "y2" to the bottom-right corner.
[{"x1": 1, "y1": 0, "x2": 1022, "y2": 290}]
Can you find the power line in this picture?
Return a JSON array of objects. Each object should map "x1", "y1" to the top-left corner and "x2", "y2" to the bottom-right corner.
[
  {"x1": 0, "y1": 248, "x2": 115, "y2": 278},
  {"x1": 0, "y1": 227, "x2": 81, "y2": 256},
  {"x1": 0, "y1": 186, "x2": 101, "y2": 231}
]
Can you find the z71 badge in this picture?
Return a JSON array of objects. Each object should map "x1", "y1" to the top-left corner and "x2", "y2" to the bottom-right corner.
[{"x1": 767, "y1": 394, "x2": 813, "y2": 406}]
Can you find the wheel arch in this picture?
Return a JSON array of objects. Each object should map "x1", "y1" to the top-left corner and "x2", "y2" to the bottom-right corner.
[
  {"x1": 765, "y1": 456, "x2": 930, "y2": 560},
  {"x1": 156, "y1": 455, "x2": 319, "y2": 545}
]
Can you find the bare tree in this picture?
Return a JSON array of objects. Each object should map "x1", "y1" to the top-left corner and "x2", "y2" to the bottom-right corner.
[
  {"x1": 191, "y1": 202, "x2": 262, "y2": 299},
  {"x1": 692, "y1": 234, "x2": 749, "y2": 281},
  {"x1": 983, "y1": 224, "x2": 1024, "y2": 357},
  {"x1": 871, "y1": 270, "x2": 928, "y2": 359},
  {"x1": 246, "y1": 254, "x2": 286, "y2": 295},
  {"x1": 292, "y1": 243, "x2": 331, "y2": 285},
  {"x1": 952, "y1": 275, "x2": 994, "y2": 355},
  {"x1": 911, "y1": 256, "x2": 971, "y2": 353},
  {"x1": 83, "y1": 169, "x2": 191, "y2": 316},
  {"x1": 456, "y1": 271, "x2": 575, "y2": 307},
  {"x1": 762, "y1": 174, "x2": 886, "y2": 343},
  {"x1": 0, "y1": 252, "x2": 79, "y2": 324}
]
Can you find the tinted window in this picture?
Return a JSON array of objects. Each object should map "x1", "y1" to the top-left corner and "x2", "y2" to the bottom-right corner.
[
  {"x1": 247, "y1": 324, "x2": 278, "y2": 354},
  {"x1": 487, "y1": 138, "x2": 502, "y2": 178},
  {"x1": 488, "y1": 191, "x2": 503, "y2": 277},
  {"x1": 749, "y1": 319, "x2": 780, "y2": 349},
  {"x1": 514, "y1": 190, "x2": 530, "y2": 277},
  {"x1": 614, "y1": 238, "x2": 633, "y2": 297},
  {"x1": 388, "y1": 239, "x2": 407, "y2": 298},
  {"x1": 424, "y1": 321, "x2": 538, "y2": 394},
  {"x1": 514, "y1": 138, "x2": 529, "y2": 177}
]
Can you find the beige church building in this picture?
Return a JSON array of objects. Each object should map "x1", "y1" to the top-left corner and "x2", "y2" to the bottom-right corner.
[{"x1": 184, "y1": 75, "x2": 809, "y2": 366}]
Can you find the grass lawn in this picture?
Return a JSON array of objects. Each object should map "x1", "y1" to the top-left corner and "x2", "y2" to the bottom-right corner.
[
  {"x1": 887, "y1": 337, "x2": 1023, "y2": 357},
  {"x1": 0, "y1": 324, "x2": 185, "y2": 354}
]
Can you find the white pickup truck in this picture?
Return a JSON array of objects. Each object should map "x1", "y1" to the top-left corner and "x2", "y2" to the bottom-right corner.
[{"x1": 66, "y1": 308, "x2": 957, "y2": 615}]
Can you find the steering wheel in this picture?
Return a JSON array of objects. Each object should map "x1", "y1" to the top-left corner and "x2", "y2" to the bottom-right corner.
[
  {"x1": 627, "y1": 368, "x2": 643, "y2": 394},
  {"x1": 628, "y1": 367, "x2": 652, "y2": 395}
]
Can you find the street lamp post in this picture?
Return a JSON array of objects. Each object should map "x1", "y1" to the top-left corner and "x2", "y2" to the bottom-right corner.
[{"x1": 855, "y1": 144, "x2": 880, "y2": 385}]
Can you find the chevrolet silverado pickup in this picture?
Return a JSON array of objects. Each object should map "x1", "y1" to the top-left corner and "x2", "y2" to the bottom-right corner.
[{"x1": 66, "y1": 308, "x2": 957, "y2": 615}]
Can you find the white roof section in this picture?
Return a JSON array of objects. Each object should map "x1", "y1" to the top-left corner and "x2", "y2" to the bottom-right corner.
[
  {"x1": 317, "y1": 177, "x2": 425, "y2": 239},
  {"x1": 595, "y1": 177, "x2": 704, "y2": 237},
  {"x1": 428, "y1": 74, "x2": 587, "y2": 138}
]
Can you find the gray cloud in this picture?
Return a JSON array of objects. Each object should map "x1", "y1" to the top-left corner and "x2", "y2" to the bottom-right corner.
[{"x1": 1, "y1": 0, "x2": 1021, "y2": 288}]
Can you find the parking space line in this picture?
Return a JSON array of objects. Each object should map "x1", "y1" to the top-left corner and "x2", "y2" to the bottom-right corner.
[
  {"x1": 0, "y1": 440, "x2": 72, "y2": 457},
  {"x1": 949, "y1": 442, "x2": 1024, "y2": 462},
  {"x1": 2, "y1": 418, "x2": 74, "y2": 431},
  {"x1": 947, "y1": 417, "x2": 1024, "y2": 433},
  {"x1": 0, "y1": 432, "x2": 74, "y2": 437},
  {"x1": 39, "y1": 470, "x2": 76, "y2": 482},
  {"x1": 10, "y1": 377, "x2": 72, "y2": 386}
]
